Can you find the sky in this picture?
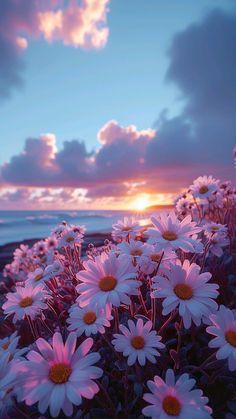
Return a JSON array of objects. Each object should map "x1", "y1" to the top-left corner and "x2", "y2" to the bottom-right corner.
[{"x1": 0, "y1": 0, "x2": 235, "y2": 210}]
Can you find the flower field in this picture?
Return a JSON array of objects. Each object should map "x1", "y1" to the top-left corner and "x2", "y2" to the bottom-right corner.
[{"x1": 0, "y1": 175, "x2": 236, "y2": 418}]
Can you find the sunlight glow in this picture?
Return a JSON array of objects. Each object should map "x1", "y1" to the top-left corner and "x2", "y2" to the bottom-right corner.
[{"x1": 133, "y1": 196, "x2": 150, "y2": 211}]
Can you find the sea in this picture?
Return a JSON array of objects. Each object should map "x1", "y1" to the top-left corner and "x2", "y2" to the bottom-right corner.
[{"x1": 0, "y1": 210, "x2": 161, "y2": 246}]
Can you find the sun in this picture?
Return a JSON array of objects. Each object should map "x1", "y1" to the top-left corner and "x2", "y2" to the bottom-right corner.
[{"x1": 133, "y1": 196, "x2": 150, "y2": 211}]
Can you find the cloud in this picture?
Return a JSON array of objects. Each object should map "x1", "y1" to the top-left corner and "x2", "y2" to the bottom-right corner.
[
  {"x1": 38, "y1": 0, "x2": 110, "y2": 49},
  {"x1": 0, "y1": 0, "x2": 110, "y2": 100},
  {"x1": 0, "y1": 122, "x2": 156, "y2": 188}
]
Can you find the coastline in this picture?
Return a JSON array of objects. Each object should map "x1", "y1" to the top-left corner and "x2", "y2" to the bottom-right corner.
[{"x1": 0, "y1": 232, "x2": 112, "y2": 273}]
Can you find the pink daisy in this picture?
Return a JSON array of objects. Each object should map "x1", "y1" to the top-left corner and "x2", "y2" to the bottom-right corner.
[
  {"x1": 112, "y1": 216, "x2": 141, "y2": 241},
  {"x1": 2, "y1": 284, "x2": 48, "y2": 323},
  {"x1": 190, "y1": 175, "x2": 219, "y2": 200},
  {"x1": 117, "y1": 239, "x2": 148, "y2": 259},
  {"x1": 68, "y1": 303, "x2": 113, "y2": 337},
  {"x1": 142, "y1": 369, "x2": 212, "y2": 418},
  {"x1": 152, "y1": 260, "x2": 219, "y2": 328},
  {"x1": 0, "y1": 352, "x2": 17, "y2": 412},
  {"x1": 203, "y1": 222, "x2": 228, "y2": 239},
  {"x1": 17, "y1": 333, "x2": 102, "y2": 417},
  {"x1": 207, "y1": 305, "x2": 236, "y2": 371},
  {"x1": 112, "y1": 319, "x2": 165, "y2": 366},
  {"x1": 139, "y1": 244, "x2": 177, "y2": 275},
  {"x1": 58, "y1": 228, "x2": 83, "y2": 249},
  {"x1": 147, "y1": 212, "x2": 203, "y2": 253},
  {"x1": 0, "y1": 332, "x2": 28, "y2": 360},
  {"x1": 76, "y1": 253, "x2": 141, "y2": 308}
]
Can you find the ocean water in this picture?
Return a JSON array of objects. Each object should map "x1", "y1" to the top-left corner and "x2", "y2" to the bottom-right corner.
[{"x1": 0, "y1": 210, "x2": 156, "y2": 246}]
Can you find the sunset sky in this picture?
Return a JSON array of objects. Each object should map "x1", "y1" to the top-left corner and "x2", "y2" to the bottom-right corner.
[{"x1": 0, "y1": 0, "x2": 235, "y2": 210}]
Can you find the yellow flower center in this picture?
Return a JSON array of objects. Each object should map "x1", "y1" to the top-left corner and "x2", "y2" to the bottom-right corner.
[
  {"x1": 131, "y1": 336, "x2": 145, "y2": 349},
  {"x1": 122, "y1": 226, "x2": 131, "y2": 231},
  {"x1": 34, "y1": 273, "x2": 43, "y2": 282},
  {"x1": 99, "y1": 275, "x2": 117, "y2": 292},
  {"x1": 49, "y1": 363, "x2": 71, "y2": 384},
  {"x1": 211, "y1": 226, "x2": 219, "y2": 231},
  {"x1": 151, "y1": 253, "x2": 161, "y2": 262},
  {"x1": 162, "y1": 231, "x2": 177, "y2": 241},
  {"x1": 2, "y1": 342, "x2": 10, "y2": 350},
  {"x1": 174, "y1": 283, "x2": 193, "y2": 300},
  {"x1": 83, "y1": 311, "x2": 97, "y2": 325},
  {"x1": 162, "y1": 395, "x2": 181, "y2": 416},
  {"x1": 19, "y1": 297, "x2": 33, "y2": 308},
  {"x1": 199, "y1": 185, "x2": 209, "y2": 194},
  {"x1": 131, "y1": 248, "x2": 142, "y2": 256},
  {"x1": 66, "y1": 236, "x2": 75, "y2": 243},
  {"x1": 225, "y1": 330, "x2": 236, "y2": 348}
]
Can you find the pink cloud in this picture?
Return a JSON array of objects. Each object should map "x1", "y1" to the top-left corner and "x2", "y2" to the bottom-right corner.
[
  {"x1": 38, "y1": 0, "x2": 110, "y2": 49},
  {"x1": 0, "y1": 0, "x2": 110, "y2": 99},
  {"x1": 98, "y1": 120, "x2": 156, "y2": 145}
]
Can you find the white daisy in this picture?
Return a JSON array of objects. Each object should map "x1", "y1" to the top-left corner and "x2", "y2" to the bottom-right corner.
[
  {"x1": 112, "y1": 319, "x2": 165, "y2": 366},
  {"x1": 67, "y1": 303, "x2": 113, "y2": 337},
  {"x1": 26, "y1": 267, "x2": 47, "y2": 287},
  {"x1": 76, "y1": 253, "x2": 140, "y2": 308},
  {"x1": 117, "y1": 239, "x2": 148, "y2": 260},
  {"x1": 142, "y1": 369, "x2": 212, "y2": 418},
  {"x1": 58, "y1": 228, "x2": 83, "y2": 249},
  {"x1": 207, "y1": 305, "x2": 236, "y2": 371},
  {"x1": 203, "y1": 222, "x2": 228, "y2": 239},
  {"x1": 190, "y1": 175, "x2": 219, "y2": 200},
  {"x1": 147, "y1": 212, "x2": 203, "y2": 253},
  {"x1": 208, "y1": 235, "x2": 229, "y2": 257},
  {"x1": 0, "y1": 352, "x2": 17, "y2": 412},
  {"x1": 112, "y1": 216, "x2": 141, "y2": 242},
  {"x1": 0, "y1": 332, "x2": 28, "y2": 360},
  {"x1": 139, "y1": 244, "x2": 177, "y2": 275},
  {"x1": 152, "y1": 260, "x2": 219, "y2": 329}
]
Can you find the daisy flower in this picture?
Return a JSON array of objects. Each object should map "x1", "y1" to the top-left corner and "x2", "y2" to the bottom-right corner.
[
  {"x1": 44, "y1": 260, "x2": 64, "y2": 280},
  {"x1": 58, "y1": 228, "x2": 83, "y2": 249},
  {"x1": 0, "y1": 352, "x2": 17, "y2": 412},
  {"x1": 152, "y1": 260, "x2": 219, "y2": 329},
  {"x1": 203, "y1": 222, "x2": 228, "y2": 239},
  {"x1": 206, "y1": 305, "x2": 236, "y2": 371},
  {"x1": 147, "y1": 212, "x2": 203, "y2": 253},
  {"x1": 0, "y1": 332, "x2": 28, "y2": 360},
  {"x1": 67, "y1": 303, "x2": 113, "y2": 337},
  {"x1": 190, "y1": 175, "x2": 219, "y2": 200},
  {"x1": 117, "y1": 239, "x2": 148, "y2": 260},
  {"x1": 26, "y1": 267, "x2": 47, "y2": 287},
  {"x1": 139, "y1": 244, "x2": 177, "y2": 275},
  {"x1": 17, "y1": 333, "x2": 102, "y2": 418},
  {"x1": 13, "y1": 244, "x2": 30, "y2": 262},
  {"x1": 175, "y1": 195, "x2": 193, "y2": 217},
  {"x1": 45, "y1": 235, "x2": 58, "y2": 250},
  {"x1": 2, "y1": 284, "x2": 48, "y2": 323},
  {"x1": 208, "y1": 235, "x2": 230, "y2": 257},
  {"x1": 112, "y1": 319, "x2": 165, "y2": 366},
  {"x1": 71, "y1": 224, "x2": 86, "y2": 235},
  {"x1": 142, "y1": 369, "x2": 212, "y2": 418},
  {"x1": 33, "y1": 240, "x2": 47, "y2": 256},
  {"x1": 112, "y1": 216, "x2": 141, "y2": 241},
  {"x1": 76, "y1": 253, "x2": 141, "y2": 308}
]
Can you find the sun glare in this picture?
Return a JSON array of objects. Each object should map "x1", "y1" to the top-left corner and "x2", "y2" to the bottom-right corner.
[{"x1": 133, "y1": 196, "x2": 150, "y2": 211}]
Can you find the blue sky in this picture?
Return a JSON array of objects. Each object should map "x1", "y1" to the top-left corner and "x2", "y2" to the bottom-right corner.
[{"x1": 0, "y1": 0, "x2": 233, "y2": 164}]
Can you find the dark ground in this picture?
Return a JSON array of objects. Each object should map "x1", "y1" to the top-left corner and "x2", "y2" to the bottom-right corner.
[{"x1": 0, "y1": 232, "x2": 111, "y2": 279}]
